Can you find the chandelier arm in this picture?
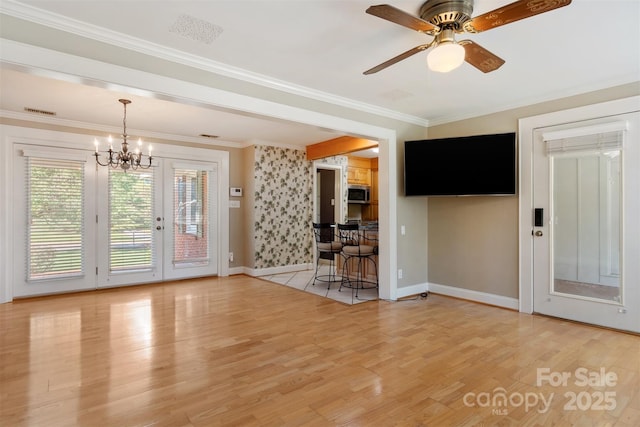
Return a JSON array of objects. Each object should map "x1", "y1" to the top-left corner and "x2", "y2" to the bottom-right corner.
[
  {"x1": 94, "y1": 152, "x2": 109, "y2": 167},
  {"x1": 135, "y1": 156, "x2": 154, "y2": 169},
  {"x1": 94, "y1": 149, "x2": 118, "y2": 167}
]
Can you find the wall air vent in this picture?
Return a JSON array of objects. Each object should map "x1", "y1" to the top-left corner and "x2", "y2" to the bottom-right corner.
[{"x1": 24, "y1": 107, "x2": 56, "y2": 116}]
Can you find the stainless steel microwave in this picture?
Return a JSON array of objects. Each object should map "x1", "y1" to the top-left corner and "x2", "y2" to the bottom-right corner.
[{"x1": 348, "y1": 185, "x2": 370, "y2": 204}]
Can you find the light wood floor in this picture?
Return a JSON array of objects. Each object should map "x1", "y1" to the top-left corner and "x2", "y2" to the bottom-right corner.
[{"x1": 1, "y1": 275, "x2": 638, "y2": 426}]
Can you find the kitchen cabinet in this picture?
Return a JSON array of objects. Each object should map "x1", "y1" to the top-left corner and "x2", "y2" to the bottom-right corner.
[
  {"x1": 347, "y1": 156, "x2": 372, "y2": 185},
  {"x1": 347, "y1": 166, "x2": 371, "y2": 186},
  {"x1": 347, "y1": 156, "x2": 378, "y2": 221}
]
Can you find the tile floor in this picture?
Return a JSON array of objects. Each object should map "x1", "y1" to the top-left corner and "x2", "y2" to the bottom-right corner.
[{"x1": 259, "y1": 264, "x2": 378, "y2": 305}]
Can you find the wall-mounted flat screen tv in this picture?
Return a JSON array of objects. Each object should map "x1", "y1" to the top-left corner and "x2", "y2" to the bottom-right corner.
[{"x1": 404, "y1": 132, "x2": 517, "y2": 196}]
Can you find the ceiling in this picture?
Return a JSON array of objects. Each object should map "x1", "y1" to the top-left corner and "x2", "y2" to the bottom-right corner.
[{"x1": 1, "y1": 0, "x2": 639, "y2": 151}]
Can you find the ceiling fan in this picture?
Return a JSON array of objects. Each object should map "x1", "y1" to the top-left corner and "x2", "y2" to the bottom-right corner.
[{"x1": 363, "y1": 0, "x2": 572, "y2": 74}]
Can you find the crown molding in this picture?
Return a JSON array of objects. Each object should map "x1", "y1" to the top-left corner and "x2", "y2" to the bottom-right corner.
[
  {"x1": 0, "y1": 109, "x2": 242, "y2": 148},
  {"x1": 425, "y1": 76, "x2": 640, "y2": 127},
  {"x1": 0, "y1": 110, "x2": 338, "y2": 153},
  {"x1": 0, "y1": 1, "x2": 430, "y2": 128}
]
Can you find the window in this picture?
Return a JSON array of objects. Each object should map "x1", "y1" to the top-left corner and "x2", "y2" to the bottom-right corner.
[
  {"x1": 109, "y1": 168, "x2": 155, "y2": 271},
  {"x1": 26, "y1": 158, "x2": 85, "y2": 280},
  {"x1": 173, "y1": 168, "x2": 209, "y2": 265}
]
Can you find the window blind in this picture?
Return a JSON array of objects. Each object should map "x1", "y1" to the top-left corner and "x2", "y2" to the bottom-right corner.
[
  {"x1": 26, "y1": 157, "x2": 85, "y2": 281},
  {"x1": 173, "y1": 168, "x2": 209, "y2": 265},
  {"x1": 544, "y1": 121, "x2": 626, "y2": 155},
  {"x1": 108, "y1": 168, "x2": 155, "y2": 271}
]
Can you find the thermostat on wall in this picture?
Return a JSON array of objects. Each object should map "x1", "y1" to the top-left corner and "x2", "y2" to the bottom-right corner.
[{"x1": 230, "y1": 187, "x2": 243, "y2": 197}]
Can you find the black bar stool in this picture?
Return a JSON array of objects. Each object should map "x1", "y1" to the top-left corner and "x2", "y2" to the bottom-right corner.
[
  {"x1": 311, "y1": 223, "x2": 343, "y2": 288},
  {"x1": 337, "y1": 223, "x2": 378, "y2": 297}
]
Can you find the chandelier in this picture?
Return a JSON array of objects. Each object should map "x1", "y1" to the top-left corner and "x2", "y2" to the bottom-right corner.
[{"x1": 94, "y1": 99, "x2": 152, "y2": 171}]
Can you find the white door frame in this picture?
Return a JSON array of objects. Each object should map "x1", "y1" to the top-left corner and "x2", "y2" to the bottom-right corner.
[
  {"x1": 313, "y1": 162, "x2": 345, "y2": 224},
  {"x1": 519, "y1": 96, "x2": 640, "y2": 314},
  {"x1": 312, "y1": 162, "x2": 344, "y2": 271}
]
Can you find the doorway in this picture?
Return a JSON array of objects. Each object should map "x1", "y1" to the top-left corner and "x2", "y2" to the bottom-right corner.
[
  {"x1": 520, "y1": 98, "x2": 640, "y2": 333},
  {"x1": 314, "y1": 164, "x2": 343, "y2": 225},
  {"x1": 318, "y1": 169, "x2": 336, "y2": 224}
]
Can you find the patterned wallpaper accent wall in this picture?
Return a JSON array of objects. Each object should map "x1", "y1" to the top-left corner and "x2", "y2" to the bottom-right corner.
[{"x1": 253, "y1": 145, "x2": 313, "y2": 268}]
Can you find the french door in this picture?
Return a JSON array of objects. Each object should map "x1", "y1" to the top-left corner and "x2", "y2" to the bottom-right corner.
[
  {"x1": 96, "y1": 161, "x2": 163, "y2": 287},
  {"x1": 531, "y1": 112, "x2": 640, "y2": 332},
  {"x1": 97, "y1": 159, "x2": 218, "y2": 286},
  {"x1": 13, "y1": 147, "x2": 97, "y2": 297},
  {"x1": 14, "y1": 146, "x2": 219, "y2": 297}
]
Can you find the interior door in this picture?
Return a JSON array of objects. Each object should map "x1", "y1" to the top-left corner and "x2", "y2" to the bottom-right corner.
[
  {"x1": 319, "y1": 169, "x2": 336, "y2": 224},
  {"x1": 532, "y1": 112, "x2": 640, "y2": 332}
]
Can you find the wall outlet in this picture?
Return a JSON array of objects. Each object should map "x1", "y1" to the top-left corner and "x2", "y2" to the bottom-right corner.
[
  {"x1": 398, "y1": 269, "x2": 403, "y2": 279},
  {"x1": 229, "y1": 252, "x2": 234, "y2": 262}
]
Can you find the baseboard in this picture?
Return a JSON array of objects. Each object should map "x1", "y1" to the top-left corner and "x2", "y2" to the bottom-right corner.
[
  {"x1": 427, "y1": 282, "x2": 519, "y2": 310},
  {"x1": 396, "y1": 283, "x2": 428, "y2": 299},
  {"x1": 227, "y1": 270, "x2": 518, "y2": 310},
  {"x1": 243, "y1": 263, "x2": 313, "y2": 277},
  {"x1": 228, "y1": 266, "x2": 246, "y2": 276}
]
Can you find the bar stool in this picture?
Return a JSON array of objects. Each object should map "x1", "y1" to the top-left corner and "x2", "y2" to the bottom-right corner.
[
  {"x1": 311, "y1": 222, "x2": 343, "y2": 288},
  {"x1": 337, "y1": 223, "x2": 378, "y2": 298}
]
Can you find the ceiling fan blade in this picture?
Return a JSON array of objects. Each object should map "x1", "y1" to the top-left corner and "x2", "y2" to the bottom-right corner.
[
  {"x1": 366, "y1": 4, "x2": 438, "y2": 34},
  {"x1": 363, "y1": 44, "x2": 432, "y2": 75},
  {"x1": 459, "y1": 40, "x2": 505, "y2": 73},
  {"x1": 464, "y1": 0, "x2": 572, "y2": 33}
]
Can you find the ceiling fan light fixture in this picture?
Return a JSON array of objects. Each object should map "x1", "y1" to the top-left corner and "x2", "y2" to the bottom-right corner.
[{"x1": 427, "y1": 42, "x2": 465, "y2": 72}]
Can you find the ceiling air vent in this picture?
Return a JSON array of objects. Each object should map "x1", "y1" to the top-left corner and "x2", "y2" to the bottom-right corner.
[
  {"x1": 199, "y1": 134, "x2": 219, "y2": 139},
  {"x1": 24, "y1": 107, "x2": 56, "y2": 116},
  {"x1": 169, "y1": 14, "x2": 223, "y2": 45}
]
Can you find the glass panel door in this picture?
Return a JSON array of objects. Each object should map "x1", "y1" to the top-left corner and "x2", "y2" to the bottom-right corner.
[
  {"x1": 13, "y1": 148, "x2": 96, "y2": 297},
  {"x1": 97, "y1": 162, "x2": 162, "y2": 287},
  {"x1": 533, "y1": 112, "x2": 640, "y2": 333}
]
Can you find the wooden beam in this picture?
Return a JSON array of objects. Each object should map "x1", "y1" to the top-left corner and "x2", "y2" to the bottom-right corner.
[{"x1": 306, "y1": 136, "x2": 377, "y2": 160}]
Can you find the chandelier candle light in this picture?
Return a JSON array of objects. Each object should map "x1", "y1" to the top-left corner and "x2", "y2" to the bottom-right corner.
[{"x1": 94, "y1": 99, "x2": 152, "y2": 171}]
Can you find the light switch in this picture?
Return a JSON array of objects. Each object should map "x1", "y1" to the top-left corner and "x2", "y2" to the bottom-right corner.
[{"x1": 229, "y1": 200, "x2": 240, "y2": 208}]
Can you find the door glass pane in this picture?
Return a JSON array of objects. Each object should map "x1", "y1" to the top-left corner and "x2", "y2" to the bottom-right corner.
[
  {"x1": 27, "y1": 158, "x2": 84, "y2": 280},
  {"x1": 552, "y1": 151, "x2": 621, "y2": 302},
  {"x1": 109, "y1": 168, "x2": 155, "y2": 271},
  {"x1": 173, "y1": 168, "x2": 209, "y2": 266}
]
